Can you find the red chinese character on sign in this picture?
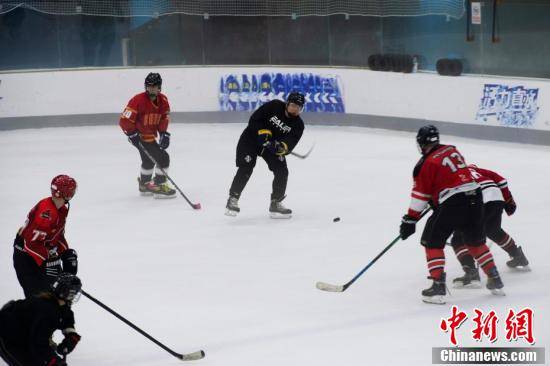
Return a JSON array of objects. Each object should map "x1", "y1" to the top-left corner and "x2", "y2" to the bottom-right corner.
[
  {"x1": 472, "y1": 309, "x2": 499, "y2": 343},
  {"x1": 440, "y1": 305, "x2": 468, "y2": 346},
  {"x1": 505, "y1": 308, "x2": 535, "y2": 344}
]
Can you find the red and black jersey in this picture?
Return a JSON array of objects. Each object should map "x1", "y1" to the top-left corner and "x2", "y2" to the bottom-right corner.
[
  {"x1": 119, "y1": 92, "x2": 170, "y2": 142},
  {"x1": 408, "y1": 145, "x2": 478, "y2": 218},
  {"x1": 18, "y1": 197, "x2": 70, "y2": 267},
  {"x1": 469, "y1": 165, "x2": 512, "y2": 203}
]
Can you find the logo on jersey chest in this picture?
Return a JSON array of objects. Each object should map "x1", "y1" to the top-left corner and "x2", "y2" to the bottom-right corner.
[{"x1": 269, "y1": 116, "x2": 291, "y2": 133}]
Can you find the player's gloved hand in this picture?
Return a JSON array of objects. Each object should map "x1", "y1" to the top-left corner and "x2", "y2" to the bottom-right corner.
[
  {"x1": 257, "y1": 129, "x2": 272, "y2": 146},
  {"x1": 61, "y1": 249, "x2": 78, "y2": 275},
  {"x1": 159, "y1": 131, "x2": 171, "y2": 150},
  {"x1": 263, "y1": 140, "x2": 288, "y2": 156},
  {"x1": 47, "y1": 356, "x2": 67, "y2": 366},
  {"x1": 504, "y1": 197, "x2": 517, "y2": 216},
  {"x1": 57, "y1": 331, "x2": 81, "y2": 355},
  {"x1": 400, "y1": 215, "x2": 418, "y2": 240},
  {"x1": 127, "y1": 131, "x2": 141, "y2": 147}
]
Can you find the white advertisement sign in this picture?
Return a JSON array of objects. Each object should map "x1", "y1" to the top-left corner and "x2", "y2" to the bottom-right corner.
[{"x1": 0, "y1": 67, "x2": 549, "y2": 131}]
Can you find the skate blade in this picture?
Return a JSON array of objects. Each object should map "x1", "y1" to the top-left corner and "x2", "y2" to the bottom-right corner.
[
  {"x1": 225, "y1": 209, "x2": 238, "y2": 217},
  {"x1": 140, "y1": 191, "x2": 153, "y2": 197},
  {"x1": 422, "y1": 295, "x2": 446, "y2": 305},
  {"x1": 452, "y1": 280, "x2": 482, "y2": 289},
  {"x1": 489, "y1": 288, "x2": 506, "y2": 296},
  {"x1": 269, "y1": 212, "x2": 292, "y2": 219},
  {"x1": 153, "y1": 193, "x2": 177, "y2": 199},
  {"x1": 508, "y1": 265, "x2": 531, "y2": 272}
]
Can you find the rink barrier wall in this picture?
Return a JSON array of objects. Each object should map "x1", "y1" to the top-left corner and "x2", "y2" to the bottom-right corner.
[
  {"x1": 1, "y1": 66, "x2": 549, "y2": 145},
  {"x1": 2, "y1": 111, "x2": 550, "y2": 145}
]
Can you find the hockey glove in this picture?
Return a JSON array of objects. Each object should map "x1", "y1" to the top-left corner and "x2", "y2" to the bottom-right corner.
[
  {"x1": 47, "y1": 356, "x2": 67, "y2": 366},
  {"x1": 159, "y1": 131, "x2": 171, "y2": 150},
  {"x1": 257, "y1": 129, "x2": 272, "y2": 145},
  {"x1": 504, "y1": 197, "x2": 517, "y2": 216},
  {"x1": 263, "y1": 140, "x2": 288, "y2": 156},
  {"x1": 127, "y1": 131, "x2": 141, "y2": 147},
  {"x1": 400, "y1": 215, "x2": 418, "y2": 240},
  {"x1": 57, "y1": 331, "x2": 81, "y2": 355},
  {"x1": 61, "y1": 249, "x2": 78, "y2": 275}
]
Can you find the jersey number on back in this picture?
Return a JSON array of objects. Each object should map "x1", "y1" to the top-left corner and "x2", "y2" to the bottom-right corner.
[{"x1": 442, "y1": 152, "x2": 466, "y2": 173}]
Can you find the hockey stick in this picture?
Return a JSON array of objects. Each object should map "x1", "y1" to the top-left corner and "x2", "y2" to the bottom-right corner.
[
  {"x1": 82, "y1": 290, "x2": 205, "y2": 361},
  {"x1": 138, "y1": 142, "x2": 201, "y2": 210},
  {"x1": 316, "y1": 209, "x2": 431, "y2": 293},
  {"x1": 290, "y1": 143, "x2": 315, "y2": 160}
]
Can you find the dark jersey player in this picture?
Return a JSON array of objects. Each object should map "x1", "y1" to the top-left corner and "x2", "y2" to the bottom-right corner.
[
  {"x1": 119, "y1": 72, "x2": 176, "y2": 198},
  {"x1": 13, "y1": 175, "x2": 79, "y2": 298},
  {"x1": 399, "y1": 125, "x2": 504, "y2": 304},
  {"x1": 225, "y1": 92, "x2": 305, "y2": 218},
  {"x1": 0, "y1": 273, "x2": 82, "y2": 366}
]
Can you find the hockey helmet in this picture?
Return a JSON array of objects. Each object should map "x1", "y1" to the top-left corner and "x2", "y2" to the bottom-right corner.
[
  {"x1": 287, "y1": 92, "x2": 306, "y2": 107},
  {"x1": 145, "y1": 73, "x2": 162, "y2": 89},
  {"x1": 51, "y1": 175, "x2": 77, "y2": 201},
  {"x1": 52, "y1": 273, "x2": 82, "y2": 302},
  {"x1": 416, "y1": 125, "x2": 440, "y2": 150}
]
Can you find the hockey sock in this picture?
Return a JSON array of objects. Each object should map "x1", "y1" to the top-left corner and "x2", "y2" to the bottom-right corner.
[
  {"x1": 229, "y1": 167, "x2": 253, "y2": 198},
  {"x1": 491, "y1": 230, "x2": 519, "y2": 256},
  {"x1": 140, "y1": 167, "x2": 153, "y2": 183},
  {"x1": 154, "y1": 167, "x2": 168, "y2": 184},
  {"x1": 272, "y1": 168, "x2": 288, "y2": 200},
  {"x1": 467, "y1": 244, "x2": 496, "y2": 274},
  {"x1": 452, "y1": 245, "x2": 476, "y2": 269},
  {"x1": 425, "y1": 248, "x2": 445, "y2": 280}
]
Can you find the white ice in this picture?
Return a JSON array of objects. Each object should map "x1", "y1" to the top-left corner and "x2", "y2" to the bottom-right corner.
[{"x1": 1, "y1": 123, "x2": 549, "y2": 365}]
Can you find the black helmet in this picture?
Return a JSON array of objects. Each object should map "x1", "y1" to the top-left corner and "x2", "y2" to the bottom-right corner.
[
  {"x1": 52, "y1": 273, "x2": 82, "y2": 302},
  {"x1": 416, "y1": 125, "x2": 440, "y2": 149},
  {"x1": 144, "y1": 72, "x2": 162, "y2": 88},
  {"x1": 287, "y1": 92, "x2": 305, "y2": 107}
]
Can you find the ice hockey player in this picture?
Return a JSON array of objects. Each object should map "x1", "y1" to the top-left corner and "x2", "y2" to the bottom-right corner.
[
  {"x1": 0, "y1": 273, "x2": 82, "y2": 366},
  {"x1": 13, "y1": 175, "x2": 79, "y2": 298},
  {"x1": 225, "y1": 92, "x2": 305, "y2": 218},
  {"x1": 119, "y1": 72, "x2": 176, "y2": 198},
  {"x1": 399, "y1": 125, "x2": 504, "y2": 304},
  {"x1": 451, "y1": 164, "x2": 529, "y2": 288}
]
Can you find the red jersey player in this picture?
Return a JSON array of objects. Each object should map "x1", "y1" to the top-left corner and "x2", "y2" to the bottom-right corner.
[
  {"x1": 399, "y1": 125, "x2": 504, "y2": 304},
  {"x1": 451, "y1": 165, "x2": 529, "y2": 288},
  {"x1": 119, "y1": 72, "x2": 176, "y2": 198},
  {"x1": 13, "y1": 175, "x2": 78, "y2": 298}
]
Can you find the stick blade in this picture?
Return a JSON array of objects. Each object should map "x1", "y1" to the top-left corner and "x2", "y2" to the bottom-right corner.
[
  {"x1": 316, "y1": 281, "x2": 345, "y2": 292},
  {"x1": 192, "y1": 203, "x2": 202, "y2": 210},
  {"x1": 179, "y1": 350, "x2": 205, "y2": 361}
]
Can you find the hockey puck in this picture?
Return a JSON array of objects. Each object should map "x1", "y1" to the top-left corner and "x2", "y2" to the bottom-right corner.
[{"x1": 333, "y1": 217, "x2": 340, "y2": 222}]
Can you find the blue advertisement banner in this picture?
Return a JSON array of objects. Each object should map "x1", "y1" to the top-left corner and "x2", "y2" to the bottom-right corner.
[
  {"x1": 219, "y1": 72, "x2": 344, "y2": 113},
  {"x1": 476, "y1": 84, "x2": 539, "y2": 127}
]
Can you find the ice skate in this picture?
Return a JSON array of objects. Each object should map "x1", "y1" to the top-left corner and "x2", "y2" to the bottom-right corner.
[
  {"x1": 506, "y1": 246, "x2": 530, "y2": 271},
  {"x1": 269, "y1": 197, "x2": 292, "y2": 219},
  {"x1": 422, "y1": 273, "x2": 447, "y2": 304},
  {"x1": 225, "y1": 196, "x2": 240, "y2": 216},
  {"x1": 138, "y1": 177, "x2": 153, "y2": 196},
  {"x1": 452, "y1": 266, "x2": 482, "y2": 289},
  {"x1": 486, "y1": 267, "x2": 505, "y2": 296}
]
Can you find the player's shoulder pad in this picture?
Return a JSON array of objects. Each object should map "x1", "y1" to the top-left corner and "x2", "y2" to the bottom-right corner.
[{"x1": 37, "y1": 198, "x2": 59, "y2": 220}]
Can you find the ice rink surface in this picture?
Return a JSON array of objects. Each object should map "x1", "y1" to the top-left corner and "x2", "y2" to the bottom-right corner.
[{"x1": 1, "y1": 123, "x2": 549, "y2": 365}]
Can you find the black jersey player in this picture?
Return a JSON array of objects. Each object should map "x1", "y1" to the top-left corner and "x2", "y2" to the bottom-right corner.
[
  {"x1": 225, "y1": 92, "x2": 305, "y2": 218},
  {"x1": 0, "y1": 273, "x2": 82, "y2": 366}
]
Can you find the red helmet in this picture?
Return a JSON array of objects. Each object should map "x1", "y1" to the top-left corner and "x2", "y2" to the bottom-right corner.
[{"x1": 51, "y1": 175, "x2": 77, "y2": 200}]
